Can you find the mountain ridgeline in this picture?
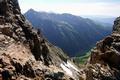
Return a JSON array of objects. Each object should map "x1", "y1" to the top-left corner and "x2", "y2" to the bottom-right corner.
[
  {"x1": 1, "y1": 0, "x2": 120, "y2": 80},
  {"x1": 0, "y1": 0, "x2": 80, "y2": 79},
  {"x1": 24, "y1": 9, "x2": 112, "y2": 56}
]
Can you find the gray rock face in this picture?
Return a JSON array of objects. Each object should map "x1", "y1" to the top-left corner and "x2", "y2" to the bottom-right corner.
[{"x1": 0, "y1": 0, "x2": 80, "y2": 80}]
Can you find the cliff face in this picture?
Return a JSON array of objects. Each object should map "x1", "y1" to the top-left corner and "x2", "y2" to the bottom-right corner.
[
  {"x1": 0, "y1": 0, "x2": 80, "y2": 80},
  {"x1": 84, "y1": 17, "x2": 120, "y2": 80},
  {"x1": 1, "y1": 0, "x2": 120, "y2": 80}
]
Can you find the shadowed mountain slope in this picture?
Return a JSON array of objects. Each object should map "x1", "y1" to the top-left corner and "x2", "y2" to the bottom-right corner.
[
  {"x1": 0, "y1": 0, "x2": 81, "y2": 79},
  {"x1": 24, "y1": 9, "x2": 112, "y2": 56}
]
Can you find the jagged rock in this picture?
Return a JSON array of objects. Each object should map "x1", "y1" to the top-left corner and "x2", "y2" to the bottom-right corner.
[
  {"x1": 0, "y1": 0, "x2": 80, "y2": 80},
  {"x1": 84, "y1": 17, "x2": 120, "y2": 80},
  {"x1": 1, "y1": 0, "x2": 120, "y2": 80},
  {"x1": 113, "y1": 17, "x2": 120, "y2": 33}
]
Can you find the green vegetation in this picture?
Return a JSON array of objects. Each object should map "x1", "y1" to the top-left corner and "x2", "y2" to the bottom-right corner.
[
  {"x1": 73, "y1": 51, "x2": 91, "y2": 65},
  {"x1": 25, "y1": 10, "x2": 111, "y2": 57}
]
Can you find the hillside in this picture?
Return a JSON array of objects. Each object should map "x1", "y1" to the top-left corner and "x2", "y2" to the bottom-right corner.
[
  {"x1": 24, "y1": 9, "x2": 112, "y2": 56},
  {"x1": 1, "y1": 0, "x2": 120, "y2": 80},
  {"x1": 0, "y1": 0, "x2": 80, "y2": 79}
]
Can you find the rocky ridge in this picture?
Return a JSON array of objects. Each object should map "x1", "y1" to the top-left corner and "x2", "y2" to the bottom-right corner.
[
  {"x1": 0, "y1": 0, "x2": 80, "y2": 80},
  {"x1": 0, "y1": 0, "x2": 120, "y2": 80},
  {"x1": 83, "y1": 16, "x2": 120, "y2": 80}
]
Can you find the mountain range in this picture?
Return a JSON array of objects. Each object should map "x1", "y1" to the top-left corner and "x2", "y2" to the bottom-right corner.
[
  {"x1": 82, "y1": 15, "x2": 116, "y2": 27},
  {"x1": 1, "y1": 0, "x2": 120, "y2": 80},
  {"x1": 0, "y1": 0, "x2": 80, "y2": 79},
  {"x1": 24, "y1": 9, "x2": 112, "y2": 56}
]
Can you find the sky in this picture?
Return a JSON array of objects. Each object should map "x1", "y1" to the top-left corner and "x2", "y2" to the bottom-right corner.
[{"x1": 18, "y1": 0, "x2": 120, "y2": 17}]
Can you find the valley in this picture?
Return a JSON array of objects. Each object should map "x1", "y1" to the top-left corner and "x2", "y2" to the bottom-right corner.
[{"x1": 24, "y1": 9, "x2": 112, "y2": 57}]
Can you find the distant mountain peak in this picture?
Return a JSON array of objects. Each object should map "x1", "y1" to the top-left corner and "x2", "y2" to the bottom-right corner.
[
  {"x1": 0, "y1": 0, "x2": 80, "y2": 79},
  {"x1": 24, "y1": 9, "x2": 112, "y2": 56},
  {"x1": 28, "y1": 8, "x2": 35, "y2": 12},
  {"x1": 26, "y1": 8, "x2": 37, "y2": 14},
  {"x1": 1, "y1": 0, "x2": 119, "y2": 80}
]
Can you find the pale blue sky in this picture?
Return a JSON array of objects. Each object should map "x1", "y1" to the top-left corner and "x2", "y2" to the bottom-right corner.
[{"x1": 19, "y1": 0, "x2": 120, "y2": 17}]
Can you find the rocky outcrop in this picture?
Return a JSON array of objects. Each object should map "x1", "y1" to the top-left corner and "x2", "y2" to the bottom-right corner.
[
  {"x1": 1, "y1": 0, "x2": 120, "y2": 80},
  {"x1": 83, "y1": 17, "x2": 120, "y2": 80},
  {"x1": 0, "y1": 0, "x2": 80, "y2": 80}
]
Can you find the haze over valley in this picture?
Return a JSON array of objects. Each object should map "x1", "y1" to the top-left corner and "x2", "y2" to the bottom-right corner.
[
  {"x1": 24, "y1": 9, "x2": 112, "y2": 56},
  {"x1": 1, "y1": 0, "x2": 120, "y2": 80}
]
